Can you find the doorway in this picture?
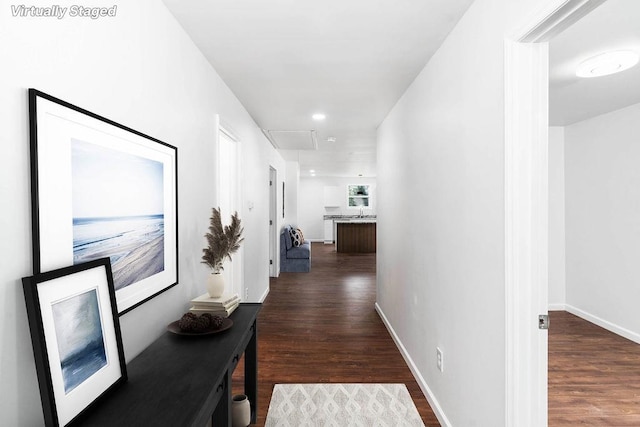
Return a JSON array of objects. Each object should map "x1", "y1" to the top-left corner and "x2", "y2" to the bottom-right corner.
[{"x1": 547, "y1": 0, "x2": 640, "y2": 422}]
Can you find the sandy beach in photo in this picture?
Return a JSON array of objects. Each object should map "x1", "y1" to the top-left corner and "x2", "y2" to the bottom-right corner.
[
  {"x1": 73, "y1": 215, "x2": 165, "y2": 290},
  {"x1": 111, "y1": 235, "x2": 164, "y2": 290}
]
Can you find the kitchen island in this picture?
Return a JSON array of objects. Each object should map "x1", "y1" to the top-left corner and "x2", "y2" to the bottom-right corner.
[{"x1": 334, "y1": 218, "x2": 376, "y2": 253}]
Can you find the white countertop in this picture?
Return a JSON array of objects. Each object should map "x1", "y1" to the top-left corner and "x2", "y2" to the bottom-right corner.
[{"x1": 333, "y1": 218, "x2": 377, "y2": 223}]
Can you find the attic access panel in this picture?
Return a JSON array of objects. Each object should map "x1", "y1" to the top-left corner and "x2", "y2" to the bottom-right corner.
[{"x1": 262, "y1": 129, "x2": 318, "y2": 150}]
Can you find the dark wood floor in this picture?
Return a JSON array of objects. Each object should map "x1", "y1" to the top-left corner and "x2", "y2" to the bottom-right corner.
[
  {"x1": 232, "y1": 245, "x2": 640, "y2": 426},
  {"x1": 548, "y1": 311, "x2": 640, "y2": 426},
  {"x1": 233, "y1": 242, "x2": 440, "y2": 426}
]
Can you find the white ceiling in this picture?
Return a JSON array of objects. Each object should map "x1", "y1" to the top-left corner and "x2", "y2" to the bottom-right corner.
[
  {"x1": 163, "y1": 0, "x2": 474, "y2": 177},
  {"x1": 549, "y1": 0, "x2": 640, "y2": 126}
]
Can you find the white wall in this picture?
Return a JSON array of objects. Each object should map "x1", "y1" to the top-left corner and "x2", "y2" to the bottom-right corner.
[
  {"x1": 298, "y1": 177, "x2": 376, "y2": 241},
  {"x1": 549, "y1": 126, "x2": 566, "y2": 308},
  {"x1": 565, "y1": 102, "x2": 640, "y2": 342},
  {"x1": 285, "y1": 161, "x2": 300, "y2": 226},
  {"x1": 0, "y1": 1, "x2": 283, "y2": 425},
  {"x1": 376, "y1": 0, "x2": 548, "y2": 424}
]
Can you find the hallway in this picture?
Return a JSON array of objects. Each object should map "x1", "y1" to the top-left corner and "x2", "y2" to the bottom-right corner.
[{"x1": 235, "y1": 242, "x2": 440, "y2": 425}]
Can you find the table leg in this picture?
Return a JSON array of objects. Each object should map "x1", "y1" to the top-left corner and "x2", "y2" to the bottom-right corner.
[{"x1": 245, "y1": 321, "x2": 258, "y2": 424}]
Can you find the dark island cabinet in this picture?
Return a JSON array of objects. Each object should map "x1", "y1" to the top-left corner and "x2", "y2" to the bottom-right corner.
[{"x1": 336, "y1": 222, "x2": 376, "y2": 253}]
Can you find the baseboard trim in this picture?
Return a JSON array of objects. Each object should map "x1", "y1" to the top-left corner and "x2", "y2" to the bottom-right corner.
[
  {"x1": 259, "y1": 287, "x2": 270, "y2": 303},
  {"x1": 548, "y1": 303, "x2": 566, "y2": 311},
  {"x1": 375, "y1": 302, "x2": 452, "y2": 427},
  {"x1": 565, "y1": 304, "x2": 640, "y2": 345}
]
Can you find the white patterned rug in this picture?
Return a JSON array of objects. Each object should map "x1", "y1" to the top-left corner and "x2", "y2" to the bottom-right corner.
[{"x1": 265, "y1": 383, "x2": 425, "y2": 426}]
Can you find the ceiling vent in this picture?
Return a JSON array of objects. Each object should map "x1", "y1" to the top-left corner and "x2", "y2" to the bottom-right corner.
[{"x1": 261, "y1": 130, "x2": 318, "y2": 151}]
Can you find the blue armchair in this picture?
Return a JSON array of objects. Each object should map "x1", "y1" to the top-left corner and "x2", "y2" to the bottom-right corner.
[{"x1": 280, "y1": 225, "x2": 311, "y2": 273}]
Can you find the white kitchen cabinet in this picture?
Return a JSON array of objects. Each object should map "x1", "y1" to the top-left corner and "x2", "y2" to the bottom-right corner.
[
  {"x1": 323, "y1": 219, "x2": 334, "y2": 244},
  {"x1": 323, "y1": 186, "x2": 342, "y2": 207}
]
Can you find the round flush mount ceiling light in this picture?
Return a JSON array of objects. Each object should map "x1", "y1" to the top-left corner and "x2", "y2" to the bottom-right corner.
[
  {"x1": 327, "y1": 136, "x2": 336, "y2": 143},
  {"x1": 576, "y1": 50, "x2": 639, "y2": 78},
  {"x1": 312, "y1": 113, "x2": 326, "y2": 121}
]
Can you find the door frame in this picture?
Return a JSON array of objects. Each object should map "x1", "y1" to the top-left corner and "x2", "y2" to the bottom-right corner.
[
  {"x1": 504, "y1": 0, "x2": 606, "y2": 425},
  {"x1": 269, "y1": 166, "x2": 278, "y2": 277},
  {"x1": 215, "y1": 115, "x2": 244, "y2": 298}
]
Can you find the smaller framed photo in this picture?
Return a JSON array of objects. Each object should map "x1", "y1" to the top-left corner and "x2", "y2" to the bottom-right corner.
[{"x1": 22, "y1": 258, "x2": 127, "y2": 427}]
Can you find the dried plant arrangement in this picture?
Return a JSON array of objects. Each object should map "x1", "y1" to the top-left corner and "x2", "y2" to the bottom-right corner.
[{"x1": 201, "y1": 208, "x2": 244, "y2": 273}]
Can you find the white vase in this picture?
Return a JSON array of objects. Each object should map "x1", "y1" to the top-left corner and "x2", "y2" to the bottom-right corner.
[
  {"x1": 207, "y1": 273, "x2": 225, "y2": 298},
  {"x1": 231, "y1": 394, "x2": 251, "y2": 427}
]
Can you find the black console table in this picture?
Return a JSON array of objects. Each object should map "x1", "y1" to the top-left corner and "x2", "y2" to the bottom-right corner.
[{"x1": 77, "y1": 303, "x2": 261, "y2": 426}]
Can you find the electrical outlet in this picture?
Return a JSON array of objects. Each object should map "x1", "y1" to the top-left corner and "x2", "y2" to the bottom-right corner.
[
  {"x1": 244, "y1": 287, "x2": 249, "y2": 301},
  {"x1": 436, "y1": 347, "x2": 444, "y2": 372}
]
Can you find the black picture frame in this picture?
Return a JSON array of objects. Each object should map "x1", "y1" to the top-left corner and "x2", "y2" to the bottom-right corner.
[
  {"x1": 22, "y1": 258, "x2": 127, "y2": 427},
  {"x1": 29, "y1": 89, "x2": 178, "y2": 314}
]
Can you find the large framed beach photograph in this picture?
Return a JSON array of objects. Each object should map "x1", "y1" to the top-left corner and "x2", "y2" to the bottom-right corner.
[
  {"x1": 29, "y1": 89, "x2": 178, "y2": 314},
  {"x1": 22, "y1": 258, "x2": 127, "y2": 427}
]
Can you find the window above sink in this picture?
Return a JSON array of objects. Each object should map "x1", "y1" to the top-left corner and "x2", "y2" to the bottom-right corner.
[{"x1": 348, "y1": 185, "x2": 370, "y2": 207}]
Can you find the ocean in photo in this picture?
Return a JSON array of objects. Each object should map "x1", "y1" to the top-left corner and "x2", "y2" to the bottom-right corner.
[
  {"x1": 60, "y1": 339, "x2": 107, "y2": 394},
  {"x1": 73, "y1": 214, "x2": 165, "y2": 290}
]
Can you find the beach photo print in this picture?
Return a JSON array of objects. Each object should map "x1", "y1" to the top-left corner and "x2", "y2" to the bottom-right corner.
[
  {"x1": 71, "y1": 139, "x2": 165, "y2": 290},
  {"x1": 29, "y1": 89, "x2": 178, "y2": 314},
  {"x1": 22, "y1": 259, "x2": 127, "y2": 427}
]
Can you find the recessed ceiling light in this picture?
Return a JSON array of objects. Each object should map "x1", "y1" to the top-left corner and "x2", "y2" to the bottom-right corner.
[
  {"x1": 309, "y1": 169, "x2": 315, "y2": 173},
  {"x1": 312, "y1": 113, "x2": 326, "y2": 121},
  {"x1": 576, "y1": 50, "x2": 639, "y2": 78}
]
